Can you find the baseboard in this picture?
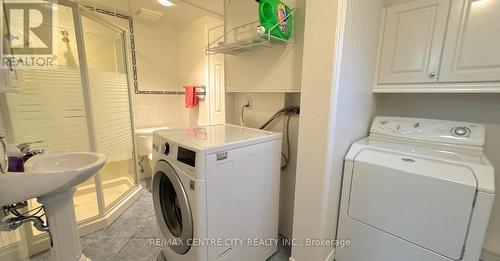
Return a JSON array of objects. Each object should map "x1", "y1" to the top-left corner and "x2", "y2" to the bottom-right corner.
[
  {"x1": 482, "y1": 249, "x2": 500, "y2": 261},
  {"x1": 0, "y1": 240, "x2": 30, "y2": 261}
]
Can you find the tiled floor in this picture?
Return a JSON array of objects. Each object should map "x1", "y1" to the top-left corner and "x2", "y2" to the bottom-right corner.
[{"x1": 31, "y1": 186, "x2": 290, "y2": 261}]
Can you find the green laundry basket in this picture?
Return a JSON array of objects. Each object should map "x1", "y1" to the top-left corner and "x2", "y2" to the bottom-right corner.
[{"x1": 258, "y1": 0, "x2": 293, "y2": 40}]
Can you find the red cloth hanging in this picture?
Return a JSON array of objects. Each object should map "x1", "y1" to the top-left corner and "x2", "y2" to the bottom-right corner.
[{"x1": 184, "y1": 86, "x2": 199, "y2": 108}]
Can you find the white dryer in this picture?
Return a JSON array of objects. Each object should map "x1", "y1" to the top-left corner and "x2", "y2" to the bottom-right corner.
[
  {"x1": 336, "y1": 117, "x2": 495, "y2": 261},
  {"x1": 151, "y1": 124, "x2": 282, "y2": 261}
]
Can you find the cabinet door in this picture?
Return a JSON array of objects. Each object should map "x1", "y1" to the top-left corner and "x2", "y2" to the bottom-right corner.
[
  {"x1": 378, "y1": 0, "x2": 450, "y2": 84},
  {"x1": 440, "y1": 0, "x2": 500, "y2": 82}
]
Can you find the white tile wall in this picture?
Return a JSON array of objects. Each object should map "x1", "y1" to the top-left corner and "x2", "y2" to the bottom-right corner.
[{"x1": 132, "y1": 94, "x2": 189, "y2": 129}]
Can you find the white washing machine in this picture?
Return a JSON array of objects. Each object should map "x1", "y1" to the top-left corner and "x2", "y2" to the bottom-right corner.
[
  {"x1": 336, "y1": 117, "x2": 495, "y2": 261},
  {"x1": 151, "y1": 124, "x2": 282, "y2": 261}
]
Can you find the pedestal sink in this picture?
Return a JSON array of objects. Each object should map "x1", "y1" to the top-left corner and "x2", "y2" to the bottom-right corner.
[{"x1": 0, "y1": 152, "x2": 106, "y2": 261}]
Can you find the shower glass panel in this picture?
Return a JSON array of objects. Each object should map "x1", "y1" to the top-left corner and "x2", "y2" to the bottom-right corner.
[
  {"x1": 0, "y1": 3, "x2": 100, "y2": 257},
  {"x1": 2, "y1": 3, "x2": 100, "y2": 225},
  {"x1": 0, "y1": 2, "x2": 138, "y2": 259},
  {"x1": 0, "y1": 229, "x2": 29, "y2": 261},
  {"x1": 80, "y1": 14, "x2": 136, "y2": 209}
]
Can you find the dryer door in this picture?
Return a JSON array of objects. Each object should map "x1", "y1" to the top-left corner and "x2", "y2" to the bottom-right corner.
[
  {"x1": 349, "y1": 149, "x2": 477, "y2": 260},
  {"x1": 152, "y1": 160, "x2": 193, "y2": 255}
]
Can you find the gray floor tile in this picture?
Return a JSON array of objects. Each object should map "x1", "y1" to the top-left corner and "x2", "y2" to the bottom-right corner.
[
  {"x1": 30, "y1": 188, "x2": 291, "y2": 261},
  {"x1": 139, "y1": 179, "x2": 153, "y2": 193},
  {"x1": 267, "y1": 238, "x2": 291, "y2": 261},
  {"x1": 268, "y1": 249, "x2": 290, "y2": 261},
  {"x1": 133, "y1": 214, "x2": 162, "y2": 239},
  {"x1": 83, "y1": 229, "x2": 101, "y2": 239},
  {"x1": 82, "y1": 237, "x2": 129, "y2": 261},
  {"x1": 120, "y1": 198, "x2": 155, "y2": 219},
  {"x1": 95, "y1": 214, "x2": 145, "y2": 239},
  {"x1": 29, "y1": 250, "x2": 51, "y2": 261},
  {"x1": 137, "y1": 190, "x2": 153, "y2": 203},
  {"x1": 113, "y1": 238, "x2": 159, "y2": 261},
  {"x1": 153, "y1": 250, "x2": 167, "y2": 261},
  {"x1": 80, "y1": 236, "x2": 97, "y2": 250}
]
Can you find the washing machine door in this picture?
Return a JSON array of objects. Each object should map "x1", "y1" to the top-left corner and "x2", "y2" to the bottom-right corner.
[{"x1": 152, "y1": 160, "x2": 193, "y2": 255}]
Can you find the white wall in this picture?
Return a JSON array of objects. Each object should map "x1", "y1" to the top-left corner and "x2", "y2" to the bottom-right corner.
[
  {"x1": 383, "y1": 0, "x2": 415, "y2": 7},
  {"x1": 134, "y1": 19, "x2": 180, "y2": 91},
  {"x1": 376, "y1": 93, "x2": 500, "y2": 256},
  {"x1": 327, "y1": 0, "x2": 381, "y2": 259},
  {"x1": 223, "y1": 0, "x2": 305, "y2": 92},
  {"x1": 133, "y1": 95, "x2": 189, "y2": 128},
  {"x1": 225, "y1": 92, "x2": 300, "y2": 239},
  {"x1": 178, "y1": 16, "x2": 222, "y2": 127},
  {"x1": 222, "y1": 0, "x2": 305, "y2": 239},
  {"x1": 280, "y1": 93, "x2": 301, "y2": 239},
  {"x1": 290, "y1": 0, "x2": 339, "y2": 259},
  {"x1": 132, "y1": 15, "x2": 222, "y2": 129},
  {"x1": 226, "y1": 93, "x2": 285, "y2": 127},
  {"x1": 128, "y1": 17, "x2": 182, "y2": 129},
  {"x1": 291, "y1": 0, "x2": 382, "y2": 260}
]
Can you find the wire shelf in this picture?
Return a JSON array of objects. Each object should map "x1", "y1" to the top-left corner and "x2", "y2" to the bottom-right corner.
[{"x1": 206, "y1": 8, "x2": 296, "y2": 55}]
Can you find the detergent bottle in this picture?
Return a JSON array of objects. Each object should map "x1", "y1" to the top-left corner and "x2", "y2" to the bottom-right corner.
[{"x1": 258, "y1": 0, "x2": 293, "y2": 40}]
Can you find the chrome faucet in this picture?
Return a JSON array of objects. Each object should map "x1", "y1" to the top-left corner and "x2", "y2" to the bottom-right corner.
[
  {"x1": 17, "y1": 141, "x2": 44, "y2": 162},
  {"x1": 0, "y1": 134, "x2": 7, "y2": 174}
]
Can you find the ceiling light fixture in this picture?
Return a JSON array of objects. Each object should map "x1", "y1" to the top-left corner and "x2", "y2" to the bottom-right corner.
[{"x1": 158, "y1": 0, "x2": 175, "y2": 7}]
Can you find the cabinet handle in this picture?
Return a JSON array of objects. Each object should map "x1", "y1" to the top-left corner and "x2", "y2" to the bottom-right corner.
[{"x1": 429, "y1": 72, "x2": 436, "y2": 78}]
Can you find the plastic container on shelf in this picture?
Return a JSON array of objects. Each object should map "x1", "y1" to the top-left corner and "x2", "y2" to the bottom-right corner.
[{"x1": 258, "y1": 0, "x2": 293, "y2": 40}]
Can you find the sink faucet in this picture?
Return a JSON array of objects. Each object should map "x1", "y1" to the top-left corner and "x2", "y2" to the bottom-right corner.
[
  {"x1": 17, "y1": 141, "x2": 44, "y2": 162},
  {"x1": 0, "y1": 134, "x2": 7, "y2": 174}
]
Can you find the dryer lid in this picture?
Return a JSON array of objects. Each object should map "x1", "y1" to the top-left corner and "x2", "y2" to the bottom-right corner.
[
  {"x1": 371, "y1": 117, "x2": 485, "y2": 148},
  {"x1": 349, "y1": 149, "x2": 477, "y2": 260}
]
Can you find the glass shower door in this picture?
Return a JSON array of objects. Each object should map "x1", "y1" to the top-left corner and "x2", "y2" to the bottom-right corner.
[
  {"x1": 79, "y1": 12, "x2": 137, "y2": 209},
  {"x1": 0, "y1": 2, "x2": 138, "y2": 259},
  {"x1": 0, "y1": 3, "x2": 100, "y2": 259}
]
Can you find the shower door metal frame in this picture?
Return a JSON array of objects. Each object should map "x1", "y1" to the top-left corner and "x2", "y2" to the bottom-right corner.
[
  {"x1": 0, "y1": 0, "x2": 141, "y2": 257},
  {"x1": 74, "y1": 3, "x2": 140, "y2": 214}
]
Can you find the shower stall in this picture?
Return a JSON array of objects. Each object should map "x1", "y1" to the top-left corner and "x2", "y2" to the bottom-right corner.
[{"x1": 0, "y1": 1, "x2": 140, "y2": 259}]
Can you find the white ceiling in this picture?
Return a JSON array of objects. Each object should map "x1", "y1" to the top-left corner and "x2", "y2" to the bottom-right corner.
[
  {"x1": 173, "y1": 0, "x2": 224, "y2": 17},
  {"x1": 81, "y1": 0, "x2": 223, "y2": 27}
]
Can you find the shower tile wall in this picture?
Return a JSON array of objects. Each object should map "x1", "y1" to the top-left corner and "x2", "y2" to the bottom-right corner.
[
  {"x1": 133, "y1": 93, "x2": 213, "y2": 129},
  {"x1": 133, "y1": 95, "x2": 190, "y2": 128},
  {"x1": 132, "y1": 16, "x2": 221, "y2": 129}
]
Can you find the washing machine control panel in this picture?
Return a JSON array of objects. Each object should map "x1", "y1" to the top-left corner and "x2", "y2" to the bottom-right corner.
[
  {"x1": 177, "y1": 146, "x2": 196, "y2": 167},
  {"x1": 371, "y1": 117, "x2": 485, "y2": 146},
  {"x1": 163, "y1": 142, "x2": 170, "y2": 155},
  {"x1": 153, "y1": 134, "x2": 199, "y2": 171}
]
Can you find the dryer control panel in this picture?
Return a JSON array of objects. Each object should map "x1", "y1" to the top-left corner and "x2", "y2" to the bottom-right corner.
[{"x1": 371, "y1": 117, "x2": 485, "y2": 147}]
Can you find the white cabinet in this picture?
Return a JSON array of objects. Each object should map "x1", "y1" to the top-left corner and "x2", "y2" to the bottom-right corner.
[
  {"x1": 378, "y1": 0, "x2": 450, "y2": 84},
  {"x1": 440, "y1": 0, "x2": 500, "y2": 82},
  {"x1": 375, "y1": 0, "x2": 500, "y2": 92}
]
